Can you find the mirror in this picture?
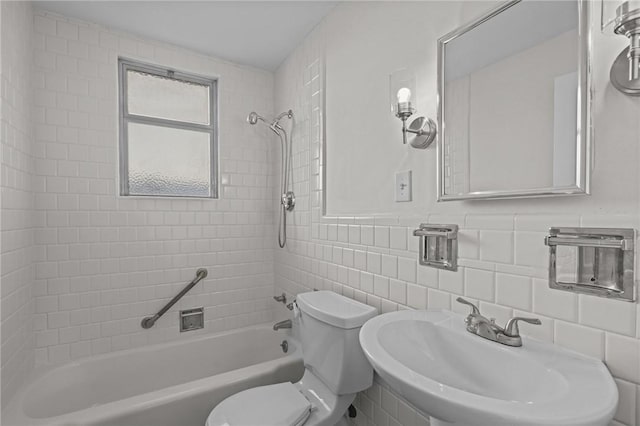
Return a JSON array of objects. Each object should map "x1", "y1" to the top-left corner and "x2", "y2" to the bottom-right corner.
[{"x1": 437, "y1": 0, "x2": 591, "y2": 201}]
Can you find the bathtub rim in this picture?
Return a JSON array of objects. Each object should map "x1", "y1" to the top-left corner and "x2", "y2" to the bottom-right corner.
[{"x1": 3, "y1": 322, "x2": 301, "y2": 426}]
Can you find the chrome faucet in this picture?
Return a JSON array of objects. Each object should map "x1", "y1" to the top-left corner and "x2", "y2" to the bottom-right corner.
[
  {"x1": 456, "y1": 297, "x2": 541, "y2": 347},
  {"x1": 273, "y1": 293, "x2": 287, "y2": 304},
  {"x1": 273, "y1": 319, "x2": 292, "y2": 331}
]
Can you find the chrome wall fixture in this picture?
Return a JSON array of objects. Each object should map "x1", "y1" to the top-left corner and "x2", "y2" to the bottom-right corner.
[
  {"x1": 609, "y1": 1, "x2": 640, "y2": 95},
  {"x1": 413, "y1": 224, "x2": 458, "y2": 271},
  {"x1": 141, "y1": 268, "x2": 208, "y2": 329},
  {"x1": 394, "y1": 88, "x2": 437, "y2": 149},
  {"x1": 247, "y1": 110, "x2": 295, "y2": 248},
  {"x1": 457, "y1": 297, "x2": 541, "y2": 347},
  {"x1": 389, "y1": 70, "x2": 437, "y2": 149},
  {"x1": 273, "y1": 293, "x2": 287, "y2": 305},
  {"x1": 180, "y1": 307, "x2": 204, "y2": 332},
  {"x1": 545, "y1": 227, "x2": 635, "y2": 301}
]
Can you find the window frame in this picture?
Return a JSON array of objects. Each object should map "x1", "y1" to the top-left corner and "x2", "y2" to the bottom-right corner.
[{"x1": 118, "y1": 58, "x2": 218, "y2": 199}]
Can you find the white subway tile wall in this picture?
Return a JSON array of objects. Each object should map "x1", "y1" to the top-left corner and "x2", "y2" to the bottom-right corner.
[
  {"x1": 1, "y1": 1, "x2": 36, "y2": 407},
  {"x1": 274, "y1": 3, "x2": 640, "y2": 425},
  {"x1": 27, "y1": 9, "x2": 279, "y2": 367}
]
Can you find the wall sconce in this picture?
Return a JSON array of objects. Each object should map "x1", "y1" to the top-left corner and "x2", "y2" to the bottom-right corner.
[
  {"x1": 604, "y1": 0, "x2": 640, "y2": 95},
  {"x1": 390, "y1": 71, "x2": 437, "y2": 149}
]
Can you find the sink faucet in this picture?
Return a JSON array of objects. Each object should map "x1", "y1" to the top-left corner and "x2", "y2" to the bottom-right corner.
[
  {"x1": 273, "y1": 319, "x2": 292, "y2": 331},
  {"x1": 456, "y1": 297, "x2": 541, "y2": 347}
]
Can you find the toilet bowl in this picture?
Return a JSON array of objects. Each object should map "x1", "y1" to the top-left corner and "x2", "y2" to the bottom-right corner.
[{"x1": 206, "y1": 291, "x2": 377, "y2": 426}]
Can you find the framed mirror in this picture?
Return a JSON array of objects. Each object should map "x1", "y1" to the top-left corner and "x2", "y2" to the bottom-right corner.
[{"x1": 437, "y1": 0, "x2": 591, "y2": 201}]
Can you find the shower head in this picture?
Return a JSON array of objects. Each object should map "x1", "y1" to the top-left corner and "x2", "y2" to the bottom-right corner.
[
  {"x1": 247, "y1": 112, "x2": 265, "y2": 125},
  {"x1": 247, "y1": 110, "x2": 293, "y2": 135}
]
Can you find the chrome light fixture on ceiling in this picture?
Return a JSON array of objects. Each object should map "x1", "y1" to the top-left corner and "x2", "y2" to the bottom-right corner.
[{"x1": 606, "y1": 0, "x2": 640, "y2": 95}]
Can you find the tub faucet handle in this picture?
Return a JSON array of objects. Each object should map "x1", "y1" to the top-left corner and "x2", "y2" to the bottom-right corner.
[{"x1": 273, "y1": 293, "x2": 287, "y2": 304}]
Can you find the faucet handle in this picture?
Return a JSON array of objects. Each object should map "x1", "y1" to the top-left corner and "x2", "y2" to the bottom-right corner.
[
  {"x1": 273, "y1": 293, "x2": 287, "y2": 304},
  {"x1": 504, "y1": 317, "x2": 542, "y2": 337},
  {"x1": 456, "y1": 297, "x2": 480, "y2": 315}
]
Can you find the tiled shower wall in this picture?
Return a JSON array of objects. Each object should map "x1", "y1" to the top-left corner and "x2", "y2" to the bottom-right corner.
[
  {"x1": 28, "y1": 9, "x2": 278, "y2": 366},
  {"x1": 0, "y1": 1, "x2": 36, "y2": 407},
  {"x1": 274, "y1": 2, "x2": 640, "y2": 426}
]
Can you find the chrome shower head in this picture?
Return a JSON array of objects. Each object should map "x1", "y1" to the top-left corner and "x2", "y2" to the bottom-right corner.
[
  {"x1": 247, "y1": 111, "x2": 280, "y2": 135},
  {"x1": 247, "y1": 112, "x2": 259, "y2": 124},
  {"x1": 247, "y1": 112, "x2": 263, "y2": 125}
]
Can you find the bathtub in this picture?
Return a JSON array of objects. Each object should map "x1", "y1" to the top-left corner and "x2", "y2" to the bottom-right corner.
[{"x1": 4, "y1": 324, "x2": 304, "y2": 426}]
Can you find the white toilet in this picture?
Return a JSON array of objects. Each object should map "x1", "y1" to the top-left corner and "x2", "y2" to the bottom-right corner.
[{"x1": 206, "y1": 290, "x2": 377, "y2": 426}]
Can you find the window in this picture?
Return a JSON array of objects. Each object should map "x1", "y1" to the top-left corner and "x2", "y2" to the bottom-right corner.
[{"x1": 118, "y1": 59, "x2": 217, "y2": 198}]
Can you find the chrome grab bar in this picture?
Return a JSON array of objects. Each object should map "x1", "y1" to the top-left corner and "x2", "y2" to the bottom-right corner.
[{"x1": 141, "y1": 268, "x2": 208, "y2": 329}]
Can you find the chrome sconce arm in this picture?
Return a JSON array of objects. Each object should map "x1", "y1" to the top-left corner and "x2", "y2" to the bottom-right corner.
[
  {"x1": 395, "y1": 98, "x2": 419, "y2": 146},
  {"x1": 395, "y1": 103, "x2": 437, "y2": 149}
]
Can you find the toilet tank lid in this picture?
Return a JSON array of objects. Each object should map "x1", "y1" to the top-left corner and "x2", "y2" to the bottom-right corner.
[{"x1": 297, "y1": 291, "x2": 377, "y2": 329}]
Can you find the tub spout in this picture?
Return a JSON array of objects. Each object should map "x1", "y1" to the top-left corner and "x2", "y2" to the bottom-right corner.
[{"x1": 273, "y1": 319, "x2": 292, "y2": 331}]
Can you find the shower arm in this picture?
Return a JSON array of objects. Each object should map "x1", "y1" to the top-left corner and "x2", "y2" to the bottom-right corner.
[{"x1": 273, "y1": 109, "x2": 293, "y2": 123}]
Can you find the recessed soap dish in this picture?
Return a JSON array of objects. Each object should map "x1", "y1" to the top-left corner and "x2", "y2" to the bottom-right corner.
[
  {"x1": 180, "y1": 307, "x2": 204, "y2": 332},
  {"x1": 544, "y1": 227, "x2": 635, "y2": 302},
  {"x1": 413, "y1": 224, "x2": 458, "y2": 271}
]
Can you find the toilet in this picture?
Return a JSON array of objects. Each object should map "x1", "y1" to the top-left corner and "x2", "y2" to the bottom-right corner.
[{"x1": 206, "y1": 290, "x2": 377, "y2": 426}]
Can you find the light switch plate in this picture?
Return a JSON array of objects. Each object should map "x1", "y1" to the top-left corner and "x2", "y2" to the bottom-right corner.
[{"x1": 395, "y1": 170, "x2": 412, "y2": 202}]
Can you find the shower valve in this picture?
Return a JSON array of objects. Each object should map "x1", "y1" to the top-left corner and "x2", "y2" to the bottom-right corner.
[{"x1": 282, "y1": 191, "x2": 295, "y2": 211}]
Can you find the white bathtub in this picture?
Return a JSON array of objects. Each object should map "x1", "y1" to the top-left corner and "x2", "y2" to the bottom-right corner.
[{"x1": 4, "y1": 324, "x2": 304, "y2": 426}]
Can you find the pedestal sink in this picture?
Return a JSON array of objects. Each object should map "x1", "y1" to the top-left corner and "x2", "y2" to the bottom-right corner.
[{"x1": 359, "y1": 310, "x2": 617, "y2": 426}]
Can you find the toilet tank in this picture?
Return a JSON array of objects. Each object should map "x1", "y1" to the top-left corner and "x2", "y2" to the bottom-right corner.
[{"x1": 296, "y1": 291, "x2": 377, "y2": 395}]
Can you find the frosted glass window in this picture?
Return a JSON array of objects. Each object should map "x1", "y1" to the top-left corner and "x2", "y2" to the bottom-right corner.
[
  {"x1": 128, "y1": 123, "x2": 211, "y2": 197},
  {"x1": 127, "y1": 70, "x2": 210, "y2": 125},
  {"x1": 119, "y1": 59, "x2": 217, "y2": 198}
]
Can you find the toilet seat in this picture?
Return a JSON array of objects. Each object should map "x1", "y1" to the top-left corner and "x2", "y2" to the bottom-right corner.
[{"x1": 206, "y1": 382, "x2": 312, "y2": 426}]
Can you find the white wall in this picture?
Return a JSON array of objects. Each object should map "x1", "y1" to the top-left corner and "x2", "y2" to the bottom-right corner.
[
  {"x1": 0, "y1": 1, "x2": 36, "y2": 409},
  {"x1": 275, "y1": 2, "x2": 640, "y2": 426},
  {"x1": 27, "y1": 9, "x2": 278, "y2": 367}
]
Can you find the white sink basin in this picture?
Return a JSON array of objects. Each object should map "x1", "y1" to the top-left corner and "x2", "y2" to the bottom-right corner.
[{"x1": 359, "y1": 310, "x2": 617, "y2": 426}]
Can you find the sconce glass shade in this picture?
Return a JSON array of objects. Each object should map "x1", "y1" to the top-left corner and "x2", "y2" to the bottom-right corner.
[{"x1": 389, "y1": 69, "x2": 416, "y2": 115}]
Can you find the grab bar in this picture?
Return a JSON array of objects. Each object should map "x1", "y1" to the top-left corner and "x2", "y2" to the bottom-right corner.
[{"x1": 141, "y1": 268, "x2": 208, "y2": 329}]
